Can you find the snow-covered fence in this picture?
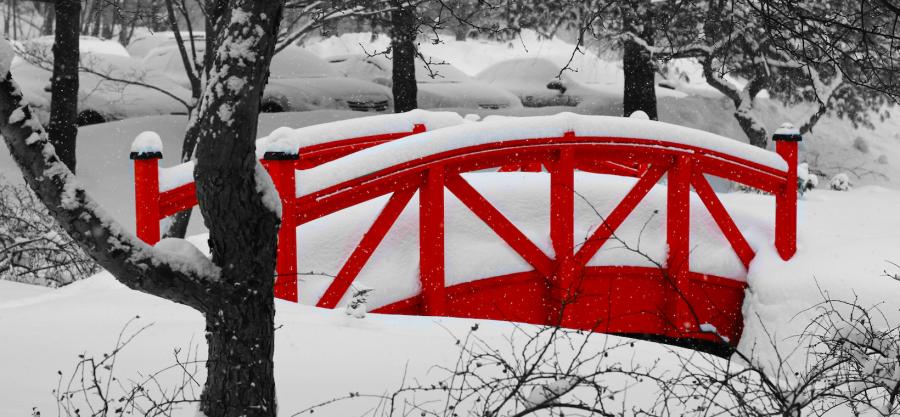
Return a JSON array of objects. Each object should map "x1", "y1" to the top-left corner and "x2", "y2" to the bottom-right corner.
[{"x1": 131, "y1": 112, "x2": 801, "y2": 351}]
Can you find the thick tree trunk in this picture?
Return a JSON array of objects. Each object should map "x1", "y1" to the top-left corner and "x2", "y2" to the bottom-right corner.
[
  {"x1": 621, "y1": 0, "x2": 657, "y2": 120},
  {"x1": 49, "y1": 0, "x2": 80, "y2": 173},
  {"x1": 191, "y1": 2, "x2": 285, "y2": 415},
  {"x1": 202, "y1": 294, "x2": 276, "y2": 415},
  {"x1": 391, "y1": 3, "x2": 417, "y2": 113}
]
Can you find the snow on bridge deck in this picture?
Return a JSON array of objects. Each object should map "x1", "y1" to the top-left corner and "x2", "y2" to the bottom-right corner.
[{"x1": 296, "y1": 112, "x2": 788, "y2": 196}]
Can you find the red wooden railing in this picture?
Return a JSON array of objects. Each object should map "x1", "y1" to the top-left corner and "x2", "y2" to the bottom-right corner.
[
  {"x1": 133, "y1": 115, "x2": 800, "y2": 350},
  {"x1": 131, "y1": 123, "x2": 427, "y2": 301}
]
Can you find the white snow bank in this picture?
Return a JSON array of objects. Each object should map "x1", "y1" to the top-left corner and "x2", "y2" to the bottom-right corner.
[
  {"x1": 155, "y1": 110, "x2": 466, "y2": 192},
  {"x1": 298, "y1": 112, "x2": 789, "y2": 196},
  {"x1": 159, "y1": 161, "x2": 194, "y2": 192},
  {"x1": 4, "y1": 187, "x2": 900, "y2": 416},
  {"x1": 131, "y1": 131, "x2": 163, "y2": 154}
]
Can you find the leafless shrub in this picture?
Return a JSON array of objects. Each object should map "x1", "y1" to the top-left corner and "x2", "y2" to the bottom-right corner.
[
  {"x1": 51, "y1": 316, "x2": 203, "y2": 417},
  {"x1": 0, "y1": 176, "x2": 98, "y2": 287}
]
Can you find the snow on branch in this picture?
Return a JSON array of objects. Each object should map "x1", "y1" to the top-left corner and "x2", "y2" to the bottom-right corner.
[
  {"x1": 799, "y1": 65, "x2": 845, "y2": 134},
  {"x1": 0, "y1": 62, "x2": 220, "y2": 311}
]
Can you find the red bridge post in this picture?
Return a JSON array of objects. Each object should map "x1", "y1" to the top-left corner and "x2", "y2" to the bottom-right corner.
[
  {"x1": 263, "y1": 150, "x2": 299, "y2": 302},
  {"x1": 550, "y1": 145, "x2": 575, "y2": 323},
  {"x1": 420, "y1": 166, "x2": 446, "y2": 315},
  {"x1": 774, "y1": 124, "x2": 801, "y2": 260},
  {"x1": 131, "y1": 149, "x2": 162, "y2": 245},
  {"x1": 667, "y1": 155, "x2": 694, "y2": 334}
]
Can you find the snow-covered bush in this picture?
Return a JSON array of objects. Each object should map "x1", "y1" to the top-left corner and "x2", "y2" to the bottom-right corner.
[
  {"x1": 0, "y1": 176, "x2": 97, "y2": 287},
  {"x1": 830, "y1": 172, "x2": 852, "y2": 191},
  {"x1": 798, "y1": 163, "x2": 819, "y2": 196},
  {"x1": 345, "y1": 288, "x2": 372, "y2": 319}
]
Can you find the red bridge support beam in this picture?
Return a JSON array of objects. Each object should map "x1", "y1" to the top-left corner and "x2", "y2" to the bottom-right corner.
[
  {"x1": 550, "y1": 146, "x2": 575, "y2": 323},
  {"x1": 420, "y1": 167, "x2": 446, "y2": 315},
  {"x1": 263, "y1": 151, "x2": 300, "y2": 302},
  {"x1": 667, "y1": 155, "x2": 694, "y2": 335},
  {"x1": 131, "y1": 150, "x2": 162, "y2": 245},
  {"x1": 774, "y1": 125, "x2": 801, "y2": 260}
]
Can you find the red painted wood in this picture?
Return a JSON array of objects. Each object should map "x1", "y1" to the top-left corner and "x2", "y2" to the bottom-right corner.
[
  {"x1": 550, "y1": 148, "x2": 575, "y2": 322},
  {"x1": 372, "y1": 266, "x2": 747, "y2": 346},
  {"x1": 775, "y1": 140, "x2": 798, "y2": 260},
  {"x1": 294, "y1": 174, "x2": 425, "y2": 226},
  {"x1": 691, "y1": 172, "x2": 755, "y2": 269},
  {"x1": 420, "y1": 167, "x2": 447, "y2": 315},
  {"x1": 158, "y1": 183, "x2": 197, "y2": 218},
  {"x1": 133, "y1": 158, "x2": 161, "y2": 244},
  {"x1": 445, "y1": 173, "x2": 555, "y2": 276},
  {"x1": 316, "y1": 187, "x2": 417, "y2": 308},
  {"x1": 666, "y1": 155, "x2": 694, "y2": 335},
  {"x1": 572, "y1": 164, "x2": 669, "y2": 269},
  {"x1": 262, "y1": 157, "x2": 299, "y2": 302}
]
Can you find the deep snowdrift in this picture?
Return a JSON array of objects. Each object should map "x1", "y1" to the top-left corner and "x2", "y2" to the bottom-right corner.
[{"x1": 3, "y1": 187, "x2": 900, "y2": 416}]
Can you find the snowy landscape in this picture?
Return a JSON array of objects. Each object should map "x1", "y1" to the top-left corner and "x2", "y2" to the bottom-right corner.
[{"x1": 2, "y1": 1, "x2": 900, "y2": 416}]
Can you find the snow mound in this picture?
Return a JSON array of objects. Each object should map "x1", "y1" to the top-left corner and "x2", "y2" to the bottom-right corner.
[
  {"x1": 298, "y1": 112, "x2": 789, "y2": 196},
  {"x1": 131, "y1": 131, "x2": 163, "y2": 154}
]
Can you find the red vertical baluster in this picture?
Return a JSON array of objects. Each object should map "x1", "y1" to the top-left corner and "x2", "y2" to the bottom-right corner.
[
  {"x1": 263, "y1": 150, "x2": 299, "y2": 302},
  {"x1": 774, "y1": 124, "x2": 801, "y2": 261},
  {"x1": 131, "y1": 149, "x2": 162, "y2": 245},
  {"x1": 550, "y1": 147, "x2": 575, "y2": 323},
  {"x1": 666, "y1": 155, "x2": 693, "y2": 335},
  {"x1": 420, "y1": 167, "x2": 446, "y2": 316}
]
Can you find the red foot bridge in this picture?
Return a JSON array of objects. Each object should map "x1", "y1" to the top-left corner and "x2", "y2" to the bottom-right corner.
[{"x1": 130, "y1": 111, "x2": 800, "y2": 353}]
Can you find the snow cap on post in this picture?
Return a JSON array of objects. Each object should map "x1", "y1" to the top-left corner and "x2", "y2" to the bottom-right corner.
[
  {"x1": 773, "y1": 122, "x2": 802, "y2": 142},
  {"x1": 130, "y1": 131, "x2": 163, "y2": 159},
  {"x1": 262, "y1": 127, "x2": 299, "y2": 160},
  {"x1": 629, "y1": 110, "x2": 650, "y2": 120}
]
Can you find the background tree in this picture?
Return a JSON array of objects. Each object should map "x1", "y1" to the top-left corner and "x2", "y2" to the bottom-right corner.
[
  {"x1": 390, "y1": 0, "x2": 418, "y2": 112},
  {"x1": 46, "y1": 0, "x2": 80, "y2": 172}
]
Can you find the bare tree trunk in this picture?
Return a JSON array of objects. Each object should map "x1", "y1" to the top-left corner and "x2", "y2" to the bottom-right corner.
[
  {"x1": 102, "y1": 0, "x2": 118, "y2": 39},
  {"x1": 391, "y1": 2, "x2": 417, "y2": 113},
  {"x1": 41, "y1": 3, "x2": 54, "y2": 36},
  {"x1": 191, "y1": 1, "x2": 285, "y2": 414},
  {"x1": 621, "y1": 0, "x2": 657, "y2": 120},
  {"x1": 49, "y1": 0, "x2": 80, "y2": 173},
  {"x1": 4, "y1": 1, "x2": 10, "y2": 37},
  {"x1": 163, "y1": 0, "x2": 226, "y2": 240}
]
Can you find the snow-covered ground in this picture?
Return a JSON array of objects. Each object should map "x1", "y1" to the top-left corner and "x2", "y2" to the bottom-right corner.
[{"x1": 3, "y1": 185, "x2": 900, "y2": 415}]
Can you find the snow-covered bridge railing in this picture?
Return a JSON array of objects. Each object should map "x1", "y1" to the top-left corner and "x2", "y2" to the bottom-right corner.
[
  {"x1": 129, "y1": 110, "x2": 465, "y2": 291},
  {"x1": 132, "y1": 112, "x2": 800, "y2": 352}
]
